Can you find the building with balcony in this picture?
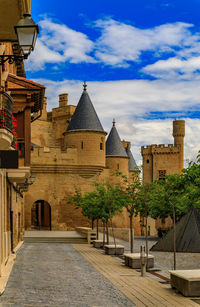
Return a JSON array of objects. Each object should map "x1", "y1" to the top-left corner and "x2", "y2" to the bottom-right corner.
[{"x1": 0, "y1": 0, "x2": 44, "y2": 279}]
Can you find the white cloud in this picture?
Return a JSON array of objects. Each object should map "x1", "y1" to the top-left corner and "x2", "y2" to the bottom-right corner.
[
  {"x1": 26, "y1": 18, "x2": 95, "y2": 71},
  {"x1": 94, "y1": 19, "x2": 194, "y2": 66},
  {"x1": 142, "y1": 56, "x2": 200, "y2": 80},
  {"x1": 25, "y1": 17, "x2": 200, "y2": 74},
  {"x1": 33, "y1": 78, "x2": 200, "y2": 165}
]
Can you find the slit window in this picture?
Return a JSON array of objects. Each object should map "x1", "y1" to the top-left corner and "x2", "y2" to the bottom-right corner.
[
  {"x1": 159, "y1": 170, "x2": 166, "y2": 181},
  {"x1": 117, "y1": 163, "x2": 120, "y2": 170},
  {"x1": 100, "y1": 142, "x2": 103, "y2": 150},
  {"x1": 81, "y1": 141, "x2": 84, "y2": 149}
]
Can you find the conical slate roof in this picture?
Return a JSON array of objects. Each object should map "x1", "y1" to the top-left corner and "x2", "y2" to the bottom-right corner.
[
  {"x1": 67, "y1": 83, "x2": 104, "y2": 132},
  {"x1": 126, "y1": 146, "x2": 138, "y2": 171},
  {"x1": 106, "y1": 121, "x2": 128, "y2": 157},
  {"x1": 150, "y1": 208, "x2": 200, "y2": 252}
]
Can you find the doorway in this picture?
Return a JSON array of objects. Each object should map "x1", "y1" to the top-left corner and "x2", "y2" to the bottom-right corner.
[{"x1": 31, "y1": 200, "x2": 51, "y2": 230}]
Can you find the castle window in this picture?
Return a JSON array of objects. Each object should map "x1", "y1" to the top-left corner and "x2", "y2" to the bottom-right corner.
[
  {"x1": 159, "y1": 170, "x2": 166, "y2": 181},
  {"x1": 161, "y1": 218, "x2": 165, "y2": 224},
  {"x1": 117, "y1": 163, "x2": 120, "y2": 170},
  {"x1": 147, "y1": 159, "x2": 149, "y2": 164},
  {"x1": 100, "y1": 142, "x2": 103, "y2": 150},
  {"x1": 81, "y1": 141, "x2": 84, "y2": 149}
]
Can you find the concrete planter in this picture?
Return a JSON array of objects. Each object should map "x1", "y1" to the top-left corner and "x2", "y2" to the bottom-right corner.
[
  {"x1": 169, "y1": 270, "x2": 200, "y2": 297},
  {"x1": 93, "y1": 240, "x2": 103, "y2": 248},
  {"x1": 104, "y1": 244, "x2": 124, "y2": 255},
  {"x1": 124, "y1": 253, "x2": 154, "y2": 269}
]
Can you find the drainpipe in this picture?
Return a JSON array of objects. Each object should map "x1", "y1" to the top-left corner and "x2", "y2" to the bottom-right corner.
[{"x1": 10, "y1": 184, "x2": 14, "y2": 253}]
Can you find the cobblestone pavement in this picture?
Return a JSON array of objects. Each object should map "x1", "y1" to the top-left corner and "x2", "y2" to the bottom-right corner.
[{"x1": 0, "y1": 243, "x2": 135, "y2": 307}]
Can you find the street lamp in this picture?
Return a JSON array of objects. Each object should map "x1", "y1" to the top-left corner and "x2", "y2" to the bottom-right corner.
[{"x1": 0, "y1": 13, "x2": 39, "y2": 65}]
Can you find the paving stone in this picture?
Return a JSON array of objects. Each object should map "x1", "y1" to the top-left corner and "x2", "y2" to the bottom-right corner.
[{"x1": 0, "y1": 243, "x2": 135, "y2": 307}]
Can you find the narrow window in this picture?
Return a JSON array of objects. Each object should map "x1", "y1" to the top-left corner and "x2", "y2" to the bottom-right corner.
[
  {"x1": 100, "y1": 142, "x2": 103, "y2": 150},
  {"x1": 161, "y1": 218, "x2": 165, "y2": 224},
  {"x1": 159, "y1": 170, "x2": 166, "y2": 181},
  {"x1": 117, "y1": 163, "x2": 120, "y2": 170},
  {"x1": 81, "y1": 141, "x2": 84, "y2": 149},
  {"x1": 146, "y1": 159, "x2": 149, "y2": 164}
]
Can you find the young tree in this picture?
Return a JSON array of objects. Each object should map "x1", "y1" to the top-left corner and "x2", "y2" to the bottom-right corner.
[
  {"x1": 116, "y1": 171, "x2": 142, "y2": 253},
  {"x1": 93, "y1": 182, "x2": 127, "y2": 246},
  {"x1": 149, "y1": 174, "x2": 185, "y2": 269},
  {"x1": 68, "y1": 183, "x2": 126, "y2": 246},
  {"x1": 136, "y1": 182, "x2": 152, "y2": 265}
]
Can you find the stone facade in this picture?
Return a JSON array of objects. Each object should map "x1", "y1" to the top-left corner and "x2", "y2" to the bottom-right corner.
[
  {"x1": 25, "y1": 89, "x2": 140, "y2": 233},
  {"x1": 141, "y1": 120, "x2": 185, "y2": 233}
]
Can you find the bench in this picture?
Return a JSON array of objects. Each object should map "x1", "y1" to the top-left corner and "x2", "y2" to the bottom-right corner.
[
  {"x1": 124, "y1": 253, "x2": 154, "y2": 269},
  {"x1": 169, "y1": 270, "x2": 200, "y2": 297},
  {"x1": 76, "y1": 227, "x2": 97, "y2": 244},
  {"x1": 104, "y1": 244, "x2": 124, "y2": 255}
]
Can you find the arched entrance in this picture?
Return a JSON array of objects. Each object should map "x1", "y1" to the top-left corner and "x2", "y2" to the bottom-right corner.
[{"x1": 31, "y1": 200, "x2": 51, "y2": 230}]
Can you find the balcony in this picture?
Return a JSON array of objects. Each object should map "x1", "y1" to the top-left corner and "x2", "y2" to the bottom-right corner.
[{"x1": 0, "y1": 91, "x2": 14, "y2": 149}]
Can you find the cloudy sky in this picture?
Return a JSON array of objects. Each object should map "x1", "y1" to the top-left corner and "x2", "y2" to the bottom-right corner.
[{"x1": 26, "y1": 0, "x2": 200, "y2": 165}]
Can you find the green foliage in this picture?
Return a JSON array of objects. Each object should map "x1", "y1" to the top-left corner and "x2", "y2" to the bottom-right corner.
[
  {"x1": 116, "y1": 171, "x2": 142, "y2": 217},
  {"x1": 148, "y1": 151, "x2": 200, "y2": 220},
  {"x1": 67, "y1": 182, "x2": 126, "y2": 223},
  {"x1": 148, "y1": 174, "x2": 185, "y2": 220}
]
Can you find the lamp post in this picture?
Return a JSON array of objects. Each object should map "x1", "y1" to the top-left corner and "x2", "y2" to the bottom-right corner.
[{"x1": 0, "y1": 13, "x2": 39, "y2": 65}]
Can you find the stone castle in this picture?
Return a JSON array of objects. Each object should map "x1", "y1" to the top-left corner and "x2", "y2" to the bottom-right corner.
[
  {"x1": 24, "y1": 84, "x2": 185, "y2": 235},
  {"x1": 24, "y1": 84, "x2": 139, "y2": 232}
]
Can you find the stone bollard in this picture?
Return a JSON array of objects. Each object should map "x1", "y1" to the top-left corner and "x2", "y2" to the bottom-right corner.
[{"x1": 140, "y1": 246, "x2": 147, "y2": 277}]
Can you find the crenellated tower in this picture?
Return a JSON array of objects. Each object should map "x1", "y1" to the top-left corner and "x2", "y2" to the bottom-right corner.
[{"x1": 141, "y1": 120, "x2": 185, "y2": 182}]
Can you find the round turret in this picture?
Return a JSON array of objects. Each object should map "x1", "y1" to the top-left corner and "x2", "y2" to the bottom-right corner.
[
  {"x1": 106, "y1": 120, "x2": 129, "y2": 176},
  {"x1": 63, "y1": 83, "x2": 106, "y2": 167}
]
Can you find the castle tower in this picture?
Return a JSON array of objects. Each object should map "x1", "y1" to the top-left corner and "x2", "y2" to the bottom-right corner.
[
  {"x1": 122, "y1": 140, "x2": 138, "y2": 173},
  {"x1": 173, "y1": 120, "x2": 185, "y2": 173},
  {"x1": 59, "y1": 93, "x2": 68, "y2": 107},
  {"x1": 106, "y1": 120, "x2": 129, "y2": 176},
  {"x1": 125, "y1": 145, "x2": 138, "y2": 173},
  {"x1": 63, "y1": 83, "x2": 107, "y2": 166}
]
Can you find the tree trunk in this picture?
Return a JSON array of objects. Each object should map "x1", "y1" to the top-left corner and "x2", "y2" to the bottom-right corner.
[
  {"x1": 111, "y1": 219, "x2": 116, "y2": 254},
  {"x1": 103, "y1": 221, "x2": 105, "y2": 247},
  {"x1": 106, "y1": 220, "x2": 109, "y2": 245},
  {"x1": 91, "y1": 219, "x2": 94, "y2": 230},
  {"x1": 171, "y1": 202, "x2": 176, "y2": 270},
  {"x1": 145, "y1": 215, "x2": 149, "y2": 270},
  {"x1": 96, "y1": 219, "x2": 99, "y2": 240},
  {"x1": 130, "y1": 214, "x2": 134, "y2": 253}
]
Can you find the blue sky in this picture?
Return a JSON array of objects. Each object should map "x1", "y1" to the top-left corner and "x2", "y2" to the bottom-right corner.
[{"x1": 26, "y1": 0, "x2": 200, "y2": 164}]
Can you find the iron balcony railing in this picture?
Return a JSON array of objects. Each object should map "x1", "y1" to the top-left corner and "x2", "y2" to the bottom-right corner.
[{"x1": 0, "y1": 91, "x2": 14, "y2": 132}]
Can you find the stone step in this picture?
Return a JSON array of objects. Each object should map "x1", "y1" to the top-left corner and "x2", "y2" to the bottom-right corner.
[{"x1": 23, "y1": 237, "x2": 87, "y2": 244}]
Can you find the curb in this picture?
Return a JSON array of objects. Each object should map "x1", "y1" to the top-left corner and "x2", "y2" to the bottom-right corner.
[{"x1": 0, "y1": 241, "x2": 23, "y2": 296}]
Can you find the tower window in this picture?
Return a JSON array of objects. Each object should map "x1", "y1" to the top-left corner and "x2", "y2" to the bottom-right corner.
[
  {"x1": 117, "y1": 163, "x2": 120, "y2": 170},
  {"x1": 100, "y1": 142, "x2": 103, "y2": 150},
  {"x1": 81, "y1": 141, "x2": 84, "y2": 149},
  {"x1": 146, "y1": 159, "x2": 149, "y2": 164},
  {"x1": 159, "y1": 170, "x2": 166, "y2": 181}
]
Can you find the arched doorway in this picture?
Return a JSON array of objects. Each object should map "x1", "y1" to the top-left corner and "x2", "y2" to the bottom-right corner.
[{"x1": 31, "y1": 200, "x2": 51, "y2": 230}]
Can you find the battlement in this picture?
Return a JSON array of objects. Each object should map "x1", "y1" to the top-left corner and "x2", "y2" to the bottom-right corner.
[
  {"x1": 31, "y1": 146, "x2": 78, "y2": 165},
  {"x1": 141, "y1": 143, "x2": 180, "y2": 155}
]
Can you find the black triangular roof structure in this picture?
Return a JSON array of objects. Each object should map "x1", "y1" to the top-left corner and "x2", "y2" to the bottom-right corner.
[
  {"x1": 106, "y1": 120, "x2": 128, "y2": 157},
  {"x1": 150, "y1": 208, "x2": 200, "y2": 252},
  {"x1": 125, "y1": 146, "x2": 138, "y2": 171},
  {"x1": 67, "y1": 83, "x2": 104, "y2": 132}
]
